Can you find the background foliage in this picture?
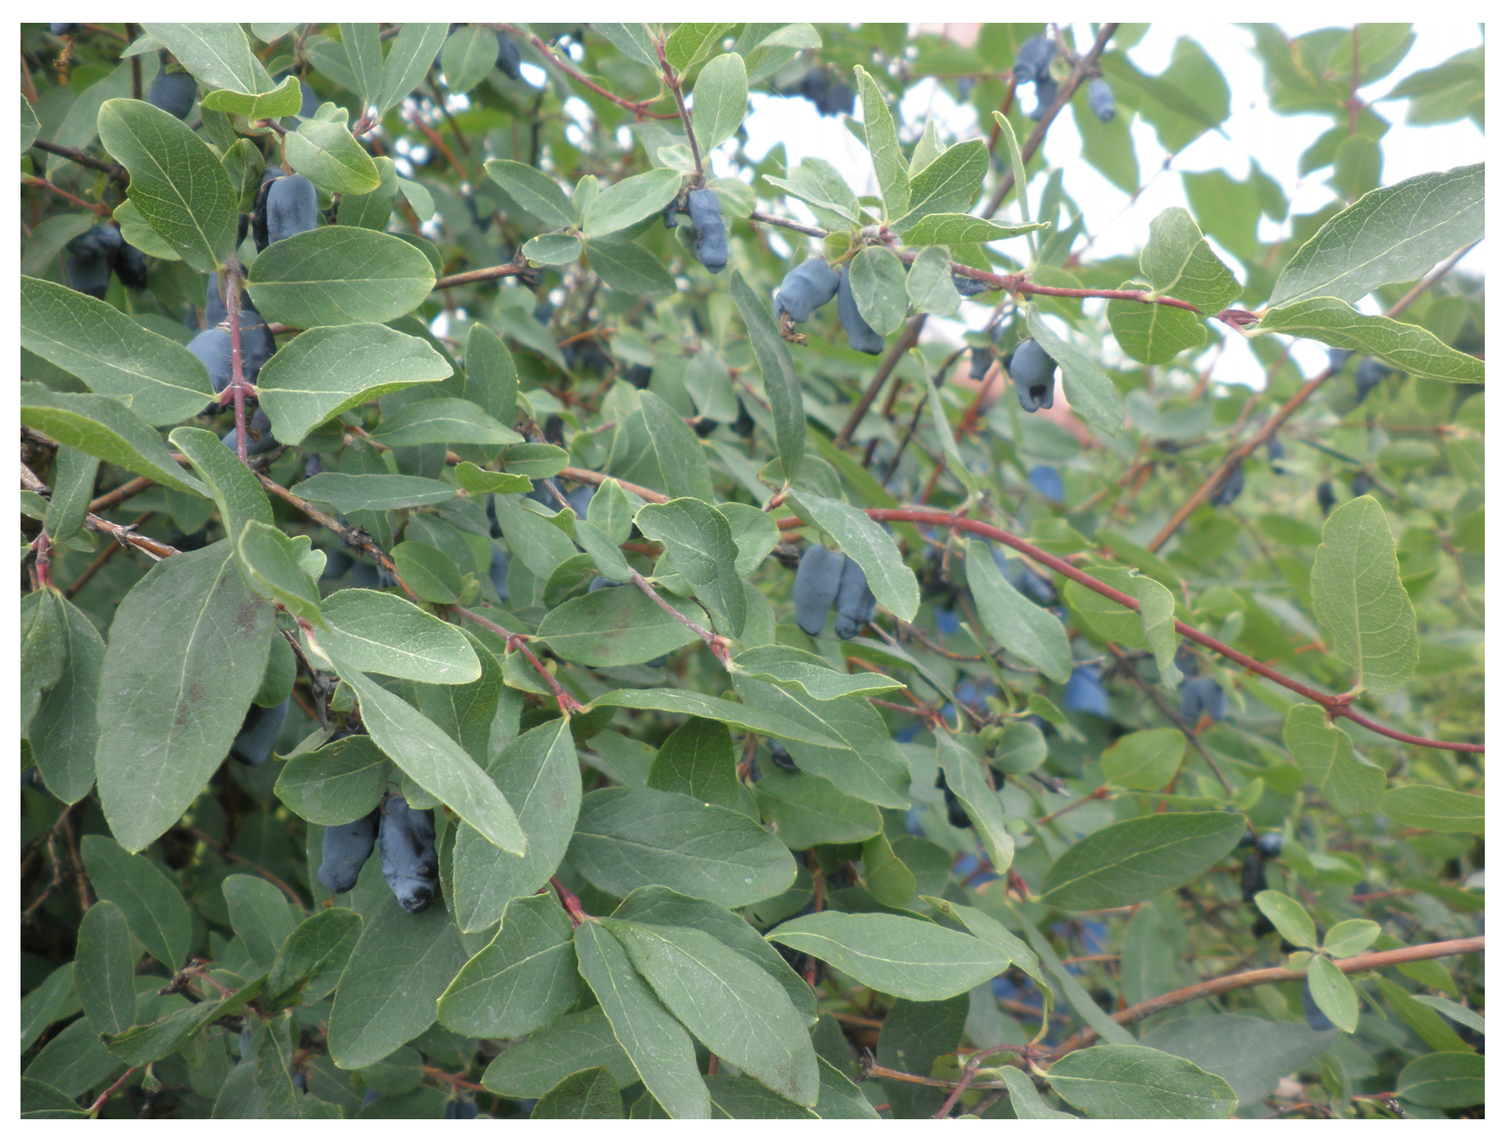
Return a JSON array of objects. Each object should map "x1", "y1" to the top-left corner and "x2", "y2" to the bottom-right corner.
[{"x1": 20, "y1": 21, "x2": 1484, "y2": 1119}]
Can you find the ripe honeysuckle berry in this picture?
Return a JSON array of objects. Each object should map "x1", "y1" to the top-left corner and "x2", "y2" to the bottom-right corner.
[
  {"x1": 837, "y1": 267, "x2": 885, "y2": 355},
  {"x1": 833, "y1": 555, "x2": 876, "y2": 640},
  {"x1": 1240, "y1": 850, "x2": 1267, "y2": 902},
  {"x1": 935, "y1": 769, "x2": 971, "y2": 828},
  {"x1": 1212, "y1": 462, "x2": 1245, "y2": 507},
  {"x1": 792, "y1": 544, "x2": 844, "y2": 637},
  {"x1": 1266, "y1": 434, "x2": 1286, "y2": 473},
  {"x1": 379, "y1": 796, "x2": 439, "y2": 914},
  {"x1": 1012, "y1": 34, "x2": 1055, "y2": 85},
  {"x1": 1354, "y1": 357, "x2": 1391, "y2": 403},
  {"x1": 952, "y1": 271, "x2": 990, "y2": 297},
  {"x1": 222, "y1": 407, "x2": 278, "y2": 456},
  {"x1": 1064, "y1": 666, "x2": 1110, "y2": 716},
  {"x1": 686, "y1": 188, "x2": 728, "y2": 273},
  {"x1": 1326, "y1": 348, "x2": 1354, "y2": 371},
  {"x1": 1180, "y1": 676, "x2": 1226, "y2": 726},
  {"x1": 768, "y1": 740, "x2": 799, "y2": 773},
  {"x1": 496, "y1": 33, "x2": 521, "y2": 81},
  {"x1": 265, "y1": 174, "x2": 319, "y2": 246},
  {"x1": 1087, "y1": 77, "x2": 1116, "y2": 121},
  {"x1": 1029, "y1": 74, "x2": 1060, "y2": 121},
  {"x1": 316, "y1": 807, "x2": 381, "y2": 893},
  {"x1": 1009, "y1": 338, "x2": 1056, "y2": 412},
  {"x1": 147, "y1": 71, "x2": 197, "y2": 118},
  {"x1": 773, "y1": 257, "x2": 841, "y2": 323},
  {"x1": 1257, "y1": 831, "x2": 1284, "y2": 857},
  {"x1": 114, "y1": 244, "x2": 148, "y2": 290},
  {"x1": 1028, "y1": 464, "x2": 1064, "y2": 502},
  {"x1": 1316, "y1": 479, "x2": 1337, "y2": 516},
  {"x1": 489, "y1": 543, "x2": 509, "y2": 601},
  {"x1": 228, "y1": 697, "x2": 288, "y2": 767}
]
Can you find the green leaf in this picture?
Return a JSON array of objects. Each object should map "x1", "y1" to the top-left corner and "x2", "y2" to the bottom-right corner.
[
  {"x1": 1410, "y1": 994, "x2": 1486, "y2": 1036},
  {"x1": 586, "y1": 237, "x2": 676, "y2": 296},
  {"x1": 792, "y1": 491, "x2": 920, "y2": 622},
  {"x1": 283, "y1": 111, "x2": 381, "y2": 195},
  {"x1": 482, "y1": 1005, "x2": 640, "y2": 1097},
  {"x1": 730, "y1": 644, "x2": 902, "y2": 700},
  {"x1": 170, "y1": 426, "x2": 274, "y2": 547},
  {"x1": 755, "y1": 765, "x2": 883, "y2": 850},
  {"x1": 536, "y1": 584, "x2": 707, "y2": 666},
  {"x1": 1043, "y1": 1045, "x2": 1237, "y2": 1119},
  {"x1": 292, "y1": 472, "x2": 456, "y2": 512},
  {"x1": 853, "y1": 66, "x2": 908, "y2": 218},
  {"x1": 1267, "y1": 163, "x2": 1484, "y2": 309},
  {"x1": 1107, "y1": 280, "x2": 1206, "y2": 364},
  {"x1": 1253, "y1": 890, "x2": 1319, "y2": 950},
  {"x1": 246, "y1": 228, "x2": 436, "y2": 329},
  {"x1": 893, "y1": 138, "x2": 988, "y2": 231},
  {"x1": 1396, "y1": 1051, "x2": 1486, "y2": 1109},
  {"x1": 584, "y1": 168, "x2": 684, "y2": 238},
  {"x1": 848, "y1": 245, "x2": 908, "y2": 336},
  {"x1": 21, "y1": 385, "x2": 208, "y2": 497},
  {"x1": 223, "y1": 873, "x2": 298, "y2": 969},
  {"x1": 999, "y1": 1065, "x2": 1076, "y2": 1118},
  {"x1": 371, "y1": 396, "x2": 523, "y2": 447},
  {"x1": 568, "y1": 786, "x2": 796, "y2": 905},
  {"x1": 274, "y1": 734, "x2": 388, "y2": 825},
  {"x1": 691, "y1": 52, "x2": 748, "y2": 155},
  {"x1": 735, "y1": 674, "x2": 910, "y2": 807},
  {"x1": 328, "y1": 666, "x2": 524, "y2": 855},
  {"x1": 933, "y1": 730, "x2": 1014, "y2": 871},
  {"x1": 1132, "y1": 572, "x2": 1182, "y2": 692},
  {"x1": 96, "y1": 99, "x2": 236, "y2": 273},
  {"x1": 199, "y1": 73, "x2": 302, "y2": 120},
  {"x1": 79, "y1": 836, "x2": 190, "y2": 972},
  {"x1": 262, "y1": 908, "x2": 361, "y2": 1009},
  {"x1": 730, "y1": 270, "x2": 805, "y2": 482},
  {"x1": 95, "y1": 542, "x2": 273, "y2": 852},
  {"x1": 766, "y1": 911, "x2": 1010, "y2": 1000},
  {"x1": 523, "y1": 231, "x2": 583, "y2": 266},
  {"x1": 140, "y1": 23, "x2": 275, "y2": 97},
  {"x1": 1100, "y1": 729, "x2": 1186, "y2": 792},
  {"x1": 21, "y1": 277, "x2": 213, "y2": 425},
  {"x1": 320, "y1": 587, "x2": 477, "y2": 683},
  {"x1": 41, "y1": 443, "x2": 97, "y2": 544},
  {"x1": 484, "y1": 158, "x2": 577, "y2": 228},
  {"x1": 232, "y1": 520, "x2": 323, "y2": 624},
  {"x1": 1026, "y1": 307, "x2": 1124, "y2": 437},
  {"x1": 1256, "y1": 297, "x2": 1485, "y2": 384},
  {"x1": 1323, "y1": 918, "x2": 1380, "y2": 959},
  {"x1": 665, "y1": 23, "x2": 733, "y2": 72},
  {"x1": 20, "y1": 964, "x2": 77, "y2": 1053},
  {"x1": 21, "y1": 91, "x2": 40, "y2": 152},
  {"x1": 441, "y1": 26, "x2": 500, "y2": 96},
  {"x1": 74, "y1": 901, "x2": 136, "y2": 1037},
  {"x1": 257, "y1": 322, "x2": 452, "y2": 444},
  {"x1": 874, "y1": 995, "x2": 969, "y2": 1118},
  {"x1": 635, "y1": 498, "x2": 747, "y2": 637},
  {"x1": 1282, "y1": 704, "x2": 1385, "y2": 816},
  {"x1": 533, "y1": 1067, "x2": 625, "y2": 1120},
  {"x1": 575, "y1": 922, "x2": 709, "y2": 1119},
  {"x1": 1041, "y1": 812, "x2": 1245, "y2": 911},
  {"x1": 1378, "y1": 785, "x2": 1484, "y2": 835},
  {"x1": 438, "y1": 893, "x2": 581, "y2": 1038},
  {"x1": 327, "y1": 898, "x2": 468, "y2": 1069},
  {"x1": 967, "y1": 543, "x2": 1071, "y2": 682},
  {"x1": 644, "y1": 717, "x2": 743, "y2": 811},
  {"x1": 627, "y1": 389, "x2": 715, "y2": 502},
  {"x1": 28, "y1": 594, "x2": 105, "y2": 804},
  {"x1": 1306, "y1": 954, "x2": 1360, "y2": 1033},
  {"x1": 606, "y1": 920, "x2": 820, "y2": 1106},
  {"x1": 593, "y1": 23, "x2": 660, "y2": 70},
  {"x1": 1310, "y1": 496, "x2": 1419, "y2": 695},
  {"x1": 1139, "y1": 1015, "x2": 1339, "y2": 1108},
  {"x1": 900, "y1": 212, "x2": 1049, "y2": 246},
  {"x1": 905, "y1": 246, "x2": 961, "y2": 316},
  {"x1": 763, "y1": 158, "x2": 861, "y2": 225},
  {"x1": 1138, "y1": 207, "x2": 1243, "y2": 313},
  {"x1": 376, "y1": 23, "x2": 448, "y2": 117},
  {"x1": 451, "y1": 716, "x2": 580, "y2": 934},
  {"x1": 387, "y1": 541, "x2": 458, "y2": 603},
  {"x1": 585, "y1": 686, "x2": 846, "y2": 749}
]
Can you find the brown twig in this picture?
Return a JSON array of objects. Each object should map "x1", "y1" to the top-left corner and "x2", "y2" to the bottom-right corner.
[
  {"x1": 186, "y1": 827, "x2": 307, "y2": 911},
  {"x1": 1052, "y1": 935, "x2": 1485, "y2": 1055},
  {"x1": 29, "y1": 138, "x2": 129, "y2": 185}
]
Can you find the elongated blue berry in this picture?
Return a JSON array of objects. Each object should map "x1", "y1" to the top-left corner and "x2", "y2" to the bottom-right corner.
[
  {"x1": 1012, "y1": 35, "x2": 1055, "y2": 85},
  {"x1": 1064, "y1": 667, "x2": 1110, "y2": 717},
  {"x1": 833, "y1": 556, "x2": 876, "y2": 640},
  {"x1": 379, "y1": 796, "x2": 439, "y2": 914},
  {"x1": 1212, "y1": 462, "x2": 1245, "y2": 507},
  {"x1": 316, "y1": 808, "x2": 380, "y2": 893},
  {"x1": 265, "y1": 173, "x2": 318, "y2": 246},
  {"x1": 793, "y1": 544, "x2": 844, "y2": 636},
  {"x1": 148, "y1": 71, "x2": 196, "y2": 119},
  {"x1": 836, "y1": 267, "x2": 884, "y2": 355},
  {"x1": 1087, "y1": 78, "x2": 1115, "y2": 121},
  {"x1": 1180, "y1": 676, "x2": 1225, "y2": 726},
  {"x1": 686, "y1": 188, "x2": 728, "y2": 274},
  {"x1": 228, "y1": 697, "x2": 288, "y2": 767},
  {"x1": 1029, "y1": 464, "x2": 1064, "y2": 502},
  {"x1": 1010, "y1": 339, "x2": 1056, "y2": 412},
  {"x1": 774, "y1": 258, "x2": 841, "y2": 323}
]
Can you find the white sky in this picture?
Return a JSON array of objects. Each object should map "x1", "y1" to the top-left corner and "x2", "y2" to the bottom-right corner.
[{"x1": 737, "y1": 22, "x2": 1486, "y2": 387}]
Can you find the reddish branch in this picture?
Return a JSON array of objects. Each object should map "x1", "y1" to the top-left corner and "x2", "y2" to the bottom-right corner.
[
  {"x1": 859, "y1": 507, "x2": 1483, "y2": 754},
  {"x1": 497, "y1": 24, "x2": 677, "y2": 120}
]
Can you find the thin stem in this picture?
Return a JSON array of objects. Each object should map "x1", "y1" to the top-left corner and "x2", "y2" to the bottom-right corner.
[
  {"x1": 433, "y1": 261, "x2": 528, "y2": 290},
  {"x1": 1053, "y1": 935, "x2": 1485, "y2": 1055},
  {"x1": 655, "y1": 36, "x2": 704, "y2": 180},
  {"x1": 87, "y1": 1065, "x2": 141, "y2": 1114},
  {"x1": 29, "y1": 138, "x2": 129, "y2": 184},
  {"x1": 499, "y1": 24, "x2": 677, "y2": 119},
  {"x1": 835, "y1": 314, "x2": 928, "y2": 447},
  {"x1": 747, "y1": 209, "x2": 830, "y2": 239},
  {"x1": 628, "y1": 569, "x2": 729, "y2": 665},
  {"x1": 20, "y1": 175, "x2": 111, "y2": 215},
  {"x1": 452, "y1": 605, "x2": 580, "y2": 715},
  {"x1": 859, "y1": 507, "x2": 1482, "y2": 754},
  {"x1": 186, "y1": 827, "x2": 306, "y2": 911}
]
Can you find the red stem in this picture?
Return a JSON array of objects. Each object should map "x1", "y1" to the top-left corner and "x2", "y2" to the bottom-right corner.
[{"x1": 860, "y1": 508, "x2": 1483, "y2": 754}]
